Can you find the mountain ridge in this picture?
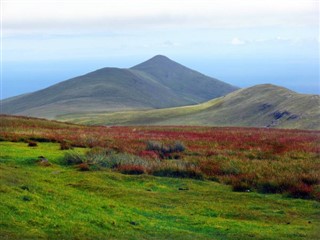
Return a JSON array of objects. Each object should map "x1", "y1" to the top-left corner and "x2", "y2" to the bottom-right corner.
[
  {"x1": 58, "y1": 84, "x2": 320, "y2": 130},
  {"x1": 1, "y1": 55, "x2": 238, "y2": 118},
  {"x1": 2, "y1": 55, "x2": 318, "y2": 130}
]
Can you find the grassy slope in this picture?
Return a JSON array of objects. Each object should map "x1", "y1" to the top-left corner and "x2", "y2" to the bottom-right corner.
[
  {"x1": 59, "y1": 84, "x2": 320, "y2": 130},
  {"x1": 2, "y1": 68, "x2": 187, "y2": 119},
  {"x1": 1, "y1": 142, "x2": 319, "y2": 239}
]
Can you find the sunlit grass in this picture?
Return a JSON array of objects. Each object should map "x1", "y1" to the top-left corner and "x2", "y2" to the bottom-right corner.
[{"x1": 1, "y1": 141, "x2": 319, "y2": 239}]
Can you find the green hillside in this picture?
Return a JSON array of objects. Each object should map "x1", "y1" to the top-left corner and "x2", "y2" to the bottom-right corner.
[
  {"x1": 1, "y1": 55, "x2": 238, "y2": 119},
  {"x1": 59, "y1": 84, "x2": 320, "y2": 130}
]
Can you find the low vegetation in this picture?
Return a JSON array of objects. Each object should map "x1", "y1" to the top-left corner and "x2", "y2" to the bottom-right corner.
[
  {"x1": 1, "y1": 115, "x2": 319, "y2": 200},
  {"x1": 0, "y1": 115, "x2": 319, "y2": 238},
  {"x1": 146, "y1": 140, "x2": 186, "y2": 159},
  {"x1": 1, "y1": 141, "x2": 319, "y2": 239}
]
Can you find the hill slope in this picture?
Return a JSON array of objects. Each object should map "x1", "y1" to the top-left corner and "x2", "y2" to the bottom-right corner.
[
  {"x1": 131, "y1": 55, "x2": 237, "y2": 103},
  {"x1": 59, "y1": 84, "x2": 320, "y2": 130},
  {"x1": 1, "y1": 55, "x2": 238, "y2": 118}
]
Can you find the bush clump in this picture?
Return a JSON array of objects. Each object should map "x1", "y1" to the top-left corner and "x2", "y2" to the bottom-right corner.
[
  {"x1": 78, "y1": 163, "x2": 90, "y2": 171},
  {"x1": 152, "y1": 167, "x2": 203, "y2": 180},
  {"x1": 257, "y1": 182, "x2": 279, "y2": 194},
  {"x1": 171, "y1": 142, "x2": 186, "y2": 153},
  {"x1": 146, "y1": 141, "x2": 162, "y2": 152},
  {"x1": 29, "y1": 137, "x2": 52, "y2": 143},
  {"x1": 63, "y1": 148, "x2": 159, "y2": 172},
  {"x1": 28, "y1": 141, "x2": 38, "y2": 147},
  {"x1": 60, "y1": 141, "x2": 74, "y2": 150},
  {"x1": 63, "y1": 151, "x2": 85, "y2": 165},
  {"x1": 146, "y1": 141, "x2": 186, "y2": 159},
  {"x1": 287, "y1": 183, "x2": 314, "y2": 199},
  {"x1": 117, "y1": 164, "x2": 145, "y2": 175},
  {"x1": 231, "y1": 180, "x2": 251, "y2": 192}
]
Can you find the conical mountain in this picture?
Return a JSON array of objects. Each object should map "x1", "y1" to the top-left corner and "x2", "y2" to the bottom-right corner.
[
  {"x1": 1, "y1": 55, "x2": 238, "y2": 118},
  {"x1": 132, "y1": 55, "x2": 238, "y2": 103}
]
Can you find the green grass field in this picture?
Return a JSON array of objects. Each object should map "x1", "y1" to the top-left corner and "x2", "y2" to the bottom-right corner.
[{"x1": 1, "y1": 141, "x2": 319, "y2": 239}]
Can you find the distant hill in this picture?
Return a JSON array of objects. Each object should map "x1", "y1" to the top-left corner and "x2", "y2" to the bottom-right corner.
[
  {"x1": 59, "y1": 84, "x2": 320, "y2": 130},
  {"x1": 131, "y1": 55, "x2": 237, "y2": 103},
  {"x1": 1, "y1": 55, "x2": 238, "y2": 118}
]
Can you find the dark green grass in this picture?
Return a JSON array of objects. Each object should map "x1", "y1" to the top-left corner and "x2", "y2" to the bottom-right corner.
[{"x1": 0, "y1": 142, "x2": 319, "y2": 239}]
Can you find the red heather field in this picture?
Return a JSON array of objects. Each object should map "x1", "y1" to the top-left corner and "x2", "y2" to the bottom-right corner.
[{"x1": 1, "y1": 115, "x2": 320, "y2": 200}]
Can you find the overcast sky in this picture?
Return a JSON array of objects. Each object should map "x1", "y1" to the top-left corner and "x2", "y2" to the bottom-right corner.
[{"x1": 1, "y1": 0, "x2": 319, "y2": 99}]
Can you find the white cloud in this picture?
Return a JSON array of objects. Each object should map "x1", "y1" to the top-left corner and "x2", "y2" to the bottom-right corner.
[
  {"x1": 2, "y1": 0, "x2": 318, "y2": 35},
  {"x1": 231, "y1": 37, "x2": 246, "y2": 45}
]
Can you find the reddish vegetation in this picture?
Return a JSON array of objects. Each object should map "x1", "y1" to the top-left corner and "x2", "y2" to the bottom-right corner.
[
  {"x1": 117, "y1": 164, "x2": 145, "y2": 175},
  {"x1": 1, "y1": 115, "x2": 319, "y2": 199},
  {"x1": 27, "y1": 141, "x2": 38, "y2": 147},
  {"x1": 78, "y1": 163, "x2": 90, "y2": 171}
]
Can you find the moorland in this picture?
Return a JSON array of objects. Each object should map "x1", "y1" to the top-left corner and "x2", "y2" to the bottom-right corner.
[{"x1": 0, "y1": 115, "x2": 319, "y2": 239}]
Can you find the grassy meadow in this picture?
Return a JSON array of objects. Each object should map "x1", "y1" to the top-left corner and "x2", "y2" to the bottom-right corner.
[{"x1": 0, "y1": 115, "x2": 319, "y2": 239}]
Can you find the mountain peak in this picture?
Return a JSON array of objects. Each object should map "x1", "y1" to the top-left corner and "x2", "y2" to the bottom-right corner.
[
  {"x1": 131, "y1": 55, "x2": 180, "y2": 70},
  {"x1": 3, "y1": 55, "x2": 238, "y2": 119},
  {"x1": 149, "y1": 54, "x2": 171, "y2": 61}
]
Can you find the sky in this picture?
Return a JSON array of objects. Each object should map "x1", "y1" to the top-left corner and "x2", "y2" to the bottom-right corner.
[{"x1": 1, "y1": 0, "x2": 319, "y2": 99}]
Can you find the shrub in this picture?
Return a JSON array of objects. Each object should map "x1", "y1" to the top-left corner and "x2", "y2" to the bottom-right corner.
[
  {"x1": 85, "y1": 147, "x2": 109, "y2": 166},
  {"x1": 257, "y1": 179, "x2": 294, "y2": 194},
  {"x1": 117, "y1": 164, "x2": 145, "y2": 175},
  {"x1": 85, "y1": 136, "x2": 99, "y2": 148},
  {"x1": 63, "y1": 151, "x2": 85, "y2": 165},
  {"x1": 170, "y1": 141, "x2": 186, "y2": 153},
  {"x1": 146, "y1": 141, "x2": 186, "y2": 159},
  {"x1": 257, "y1": 182, "x2": 279, "y2": 194},
  {"x1": 287, "y1": 183, "x2": 314, "y2": 199},
  {"x1": 22, "y1": 196, "x2": 32, "y2": 201},
  {"x1": 146, "y1": 141, "x2": 162, "y2": 152},
  {"x1": 63, "y1": 148, "x2": 159, "y2": 172},
  {"x1": 78, "y1": 163, "x2": 90, "y2": 171},
  {"x1": 29, "y1": 137, "x2": 52, "y2": 143},
  {"x1": 152, "y1": 167, "x2": 203, "y2": 180},
  {"x1": 60, "y1": 141, "x2": 73, "y2": 150},
  {"x1": 199, "y1": 161, "x2": 223, "y2": 176},
  {"x1": 28, "y1": 141, "x2": 37, "y2": 147},
  {"x1": 300, "y1": 174, "x2": 319, "y2": 185},
  {"x1": 232, "y1": 180, "x2": 251, "y2": 192},
  {"x1": 229, "y1": 174, "x2": 255, "y2": 192},
  {"x1": 101, "y1": 152, "x2": 159, "y2": 170}
]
